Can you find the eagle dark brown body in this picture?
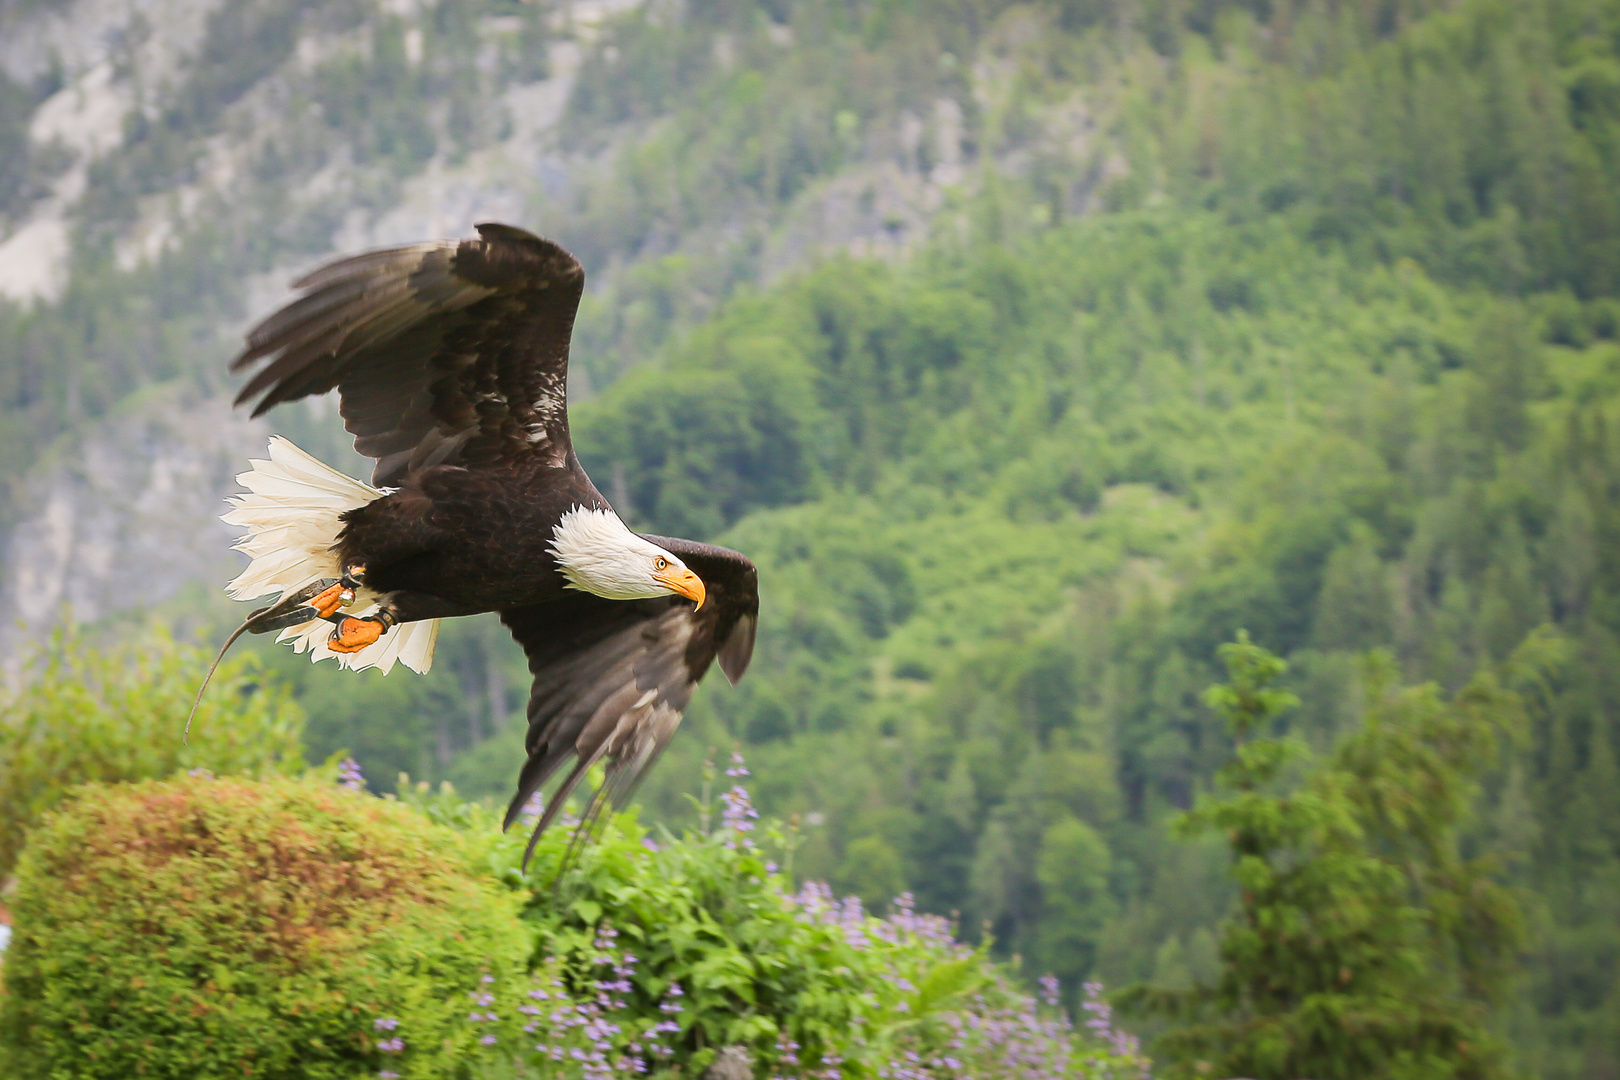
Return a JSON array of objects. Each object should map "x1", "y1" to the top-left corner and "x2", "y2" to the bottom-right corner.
[
  {"x1": 335, "y1": 454, "x2": 608, "y2": 619},
  {"x1": 224, "y1": 223, "x2": 759, "y2": 862}
]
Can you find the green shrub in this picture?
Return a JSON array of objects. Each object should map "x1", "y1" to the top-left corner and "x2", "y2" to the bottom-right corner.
[
  {"x1": 0, "y1": 627, "x2": 305, "y2": 879},
  {"x1": 0, "y1": 775, "x2": 529, "y2": 1080}
]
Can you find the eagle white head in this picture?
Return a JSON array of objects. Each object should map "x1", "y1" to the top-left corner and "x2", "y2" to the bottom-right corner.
[{"x1": 549, "y1": 506, "x2": 706, "y2": 607}]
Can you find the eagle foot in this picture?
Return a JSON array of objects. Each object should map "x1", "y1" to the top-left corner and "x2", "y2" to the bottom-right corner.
[
  {"x1": 309, "y1": 580, "x2": 356, "y2": 619},
  {"x1": 327, "y1": 612, "x2": 393, "y2": 654}
]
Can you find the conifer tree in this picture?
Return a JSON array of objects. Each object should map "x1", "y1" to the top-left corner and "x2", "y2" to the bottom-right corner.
[{"x1": 1122, "y1": 634, "x2": 1526, "y2": 1080}]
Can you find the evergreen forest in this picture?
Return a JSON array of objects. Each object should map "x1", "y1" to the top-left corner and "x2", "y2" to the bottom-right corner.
[{"x1": 3, "y1": 0, "x2": 1620, "y2": 1074}]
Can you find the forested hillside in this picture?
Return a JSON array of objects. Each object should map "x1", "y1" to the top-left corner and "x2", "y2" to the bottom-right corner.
[
  {"x1": 575, "y1": 1, "x2": 1620, "y2": 1071},
  {"x1": 6, "y1": 0, "x2": 1620, "y2": 1074}
]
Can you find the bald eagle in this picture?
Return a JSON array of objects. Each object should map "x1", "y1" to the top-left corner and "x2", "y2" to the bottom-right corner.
[{"x1": 209, "y1": 223, "x2": 758, "y2": 863}]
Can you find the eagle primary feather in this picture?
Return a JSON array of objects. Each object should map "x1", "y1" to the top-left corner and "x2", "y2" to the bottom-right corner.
[
  {"x1": 218, "y1": 224, "x2": 759, "y2": 864},
  {"x1": 232, "y1": 223, "x2": 581, "y2": 484}
]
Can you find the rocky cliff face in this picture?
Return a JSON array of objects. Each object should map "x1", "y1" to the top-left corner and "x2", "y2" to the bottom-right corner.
[
  {"x1": 0, "y1": 389, "x2": 265, "y2": 663},
  {"x1": 0, "y1": 0, "x2": 1110, "y2": 648},
  {"x1": 0, "y1": 0, "x2": 633, "y2": 652}
]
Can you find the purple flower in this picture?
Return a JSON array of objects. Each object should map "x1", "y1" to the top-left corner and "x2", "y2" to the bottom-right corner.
[
  {"x1": 726, "y1": 750, "x2": 750, "y2": 778},
  {"x1": 373, "y1": 1017, "x2": 399, "y2": 1032},
  {"x1": 1081, "y1": 980, "x2": 1143, "y2": 1059},
  {"x1": 720, "y1": 784, "x2": 759, "y2": 845},
  {"x1": 337, "y1": 757, "x2": 365, "y2": 791},
  {"x1": 480, "y1": 1033, "x2": 498, "y2": 1046},
  {"x1": 377, "y1": 1036, "x2": 404, "y2": 1053},
  {"x1": 591, "y1": 922, "x2": 620, "y2": 954}
]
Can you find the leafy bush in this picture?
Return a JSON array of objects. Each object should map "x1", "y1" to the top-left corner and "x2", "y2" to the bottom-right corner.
[
  {"x1": 0, "y1": 627, "x2": 305, "y2": 879},
  {"x1": 0, "y1": 774, "x2": 529, "y2": 1080}
]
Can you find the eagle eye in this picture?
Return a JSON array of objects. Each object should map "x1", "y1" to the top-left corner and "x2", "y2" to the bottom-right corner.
[{"x1": 654, "y1": 556, "x2": 669, "y2": 571}]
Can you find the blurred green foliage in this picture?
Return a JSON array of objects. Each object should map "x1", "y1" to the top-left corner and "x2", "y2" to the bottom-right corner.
[
  {"x1": 0, "y1": 627, "x2": 305, "y2": 880},
  {"x1": 256, "y1": 612, "x2": 528, "y2": 798},
  {"x1": 556, "y1": 4, "x2": 1620, "y2": 1068},
  {"x1": 0, "y1": 774, "x2": 529, "y2": 1080},
  {"x1": 598, "y1": 219, "x2": 1619, "y2": 1065}
]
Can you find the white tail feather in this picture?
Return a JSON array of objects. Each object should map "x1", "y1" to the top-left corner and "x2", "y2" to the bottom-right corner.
[{"x1": 224, "y1": 437, "x2": 438, "y2": 675}]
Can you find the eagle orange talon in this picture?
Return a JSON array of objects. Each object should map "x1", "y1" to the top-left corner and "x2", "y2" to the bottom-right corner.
[
  {"x1": 309, "y1": 581, "x2": 353, "y2": 619},
  {"x1": 328, "y1": 616, "x2": 385, "y2": 653}
]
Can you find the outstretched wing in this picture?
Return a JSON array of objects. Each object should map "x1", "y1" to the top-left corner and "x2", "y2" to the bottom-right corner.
[
  {"x1": 500, "y1": 540, "x2": 758, "y2": 865},
  {"x1": 230, "y1": 222, "x2": 583, "y2": 487}
]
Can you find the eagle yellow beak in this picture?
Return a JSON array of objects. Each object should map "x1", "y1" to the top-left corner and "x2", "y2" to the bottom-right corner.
[{"x1": 653, "y1": 567, "x2": 706, "y2": 610}]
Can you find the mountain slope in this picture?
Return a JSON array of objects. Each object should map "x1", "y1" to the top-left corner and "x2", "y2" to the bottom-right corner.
[{"x1": 0, "y1": 0, "x2": 1112, "y2": 658}]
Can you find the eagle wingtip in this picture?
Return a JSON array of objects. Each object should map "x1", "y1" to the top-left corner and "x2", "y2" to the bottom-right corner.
[
  {"x1": 474, "y1": 221, "x2": 542, "y2": 244},
  {"x1": 468, "y1": 222, "x2": 582, "y2": 281}
]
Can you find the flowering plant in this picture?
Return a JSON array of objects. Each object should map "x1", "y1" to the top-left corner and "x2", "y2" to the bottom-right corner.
[{"x1": 382, "y1": 751, "x2": 1148, "y2": 1080}]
